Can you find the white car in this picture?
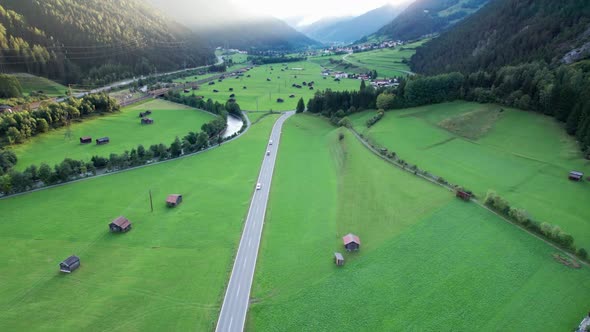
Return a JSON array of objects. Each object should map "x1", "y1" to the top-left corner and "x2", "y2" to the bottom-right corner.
[
  {"x1": 269, "y1": 140, "x2": 273, "y2": 145},
  {"x1": 266, "y1": 150, "x2": 271, "y2": 156},
  {"x1": 256, "y1": 183, "x2": 262, "y2": 190}
]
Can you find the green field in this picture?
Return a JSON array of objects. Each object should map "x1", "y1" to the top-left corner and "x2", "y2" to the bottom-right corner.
[
  {"x1": 184, "y1": 61, "x2": 361, "y2": 111},
  {"x1": 349, "y1": 101, "x2": 590, "y2": 249},
  {"x1": 10, "y1": 99, "x2": 216, "y2": 169},
  {"x1": 0, "y1": 113, "x2": 279, "y2": 331},
  {"x1": 13, "y1": 73, "x2": 69, "y2": 97},
  {"x1": 248, "y1": 114, "x2": 590, "y2": 330}
]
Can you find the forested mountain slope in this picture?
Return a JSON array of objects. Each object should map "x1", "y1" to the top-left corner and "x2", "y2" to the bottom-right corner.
[
  {"x1": 148, "y1": 0, "x2": 320, "y2": 51},
  {"x1": 0, "y1": 0, "x2": 213, "y2": 85},
  {"x1": 411, "y1": 0, "x2": 590, "y2": 74},
  {"x1": 373, "y1": 0, "x2": 489, "y2": 41},
  {"x1": 302, "y1": 5, "x2": 404, "y2": 44}
]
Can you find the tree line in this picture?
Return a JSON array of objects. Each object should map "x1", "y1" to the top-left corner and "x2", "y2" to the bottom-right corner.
[
  {"x1": 248, "y1": 56, "x2": 307, "y2": 65},
  {"x1": 485, "y1": 190, "x2": 587, "y2": 261},
  {"x1": 0, "y1": 93, "x2": 119, "y2": 147}
]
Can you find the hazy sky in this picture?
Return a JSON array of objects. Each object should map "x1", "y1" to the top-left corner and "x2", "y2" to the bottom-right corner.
[{"x1": 230, "y1": 0, "x2": 408, "y2": 25}]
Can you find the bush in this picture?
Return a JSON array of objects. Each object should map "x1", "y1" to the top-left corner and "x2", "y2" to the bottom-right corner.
[
  {"x1": 577, "y1": 248, "x2": 588, "y2": 260},
  {"x1": 366, "y1": 110, "x2": 385, "y2": 128}
]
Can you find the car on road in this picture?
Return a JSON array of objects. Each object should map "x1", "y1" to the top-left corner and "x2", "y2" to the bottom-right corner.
[
  {"x1": 267, "y1": 150, "x2": 271, "y2": 156},
  {"x1": 256, "y1": 183, "x2": 262, "y2": 190},
  {"x1": 269, "y1": 140, "x2": 273, "y2": 145}
]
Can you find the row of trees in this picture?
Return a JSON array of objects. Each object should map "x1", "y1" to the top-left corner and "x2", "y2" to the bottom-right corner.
[
  {"x1": 0, "y1": 93, "x2": 119, "y2": 147},
  {"x1": 484, "y1": 190, "x2": 587, "y2": 260},
  {"x1": 248, "y1": 56, "x2": 306, "y2": 65},
  {"x1": 0, "y1": 74, "x2": 23, "y2": 98},
  {"x1": 306, "y1": 80, "x2": 381, "y2": 119}
]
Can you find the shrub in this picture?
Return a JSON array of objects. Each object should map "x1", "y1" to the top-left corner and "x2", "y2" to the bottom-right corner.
[{"x1": 577, "y1": 248, "x2": 588, "y2": 260}]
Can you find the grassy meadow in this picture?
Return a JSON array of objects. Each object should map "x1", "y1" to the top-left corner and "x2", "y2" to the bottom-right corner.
[
  {"x1": 14, "y1": 73, "x2": 70, "y2": 97},
  {"x1": 350, "y1": 102, "x2": 590, "y2": 249},
  {"x1": 184, "y1": 61, "x2": 361, "y2": 111},
  {"x1": 0, "y1": 113, "x2": 280, "y2": 331},
  {"x1": 247, "y1": 114, "x2": 590, "y2": 331},
  {"x1": 10, "y1": 99, "x2": 216, "y2": 169}
]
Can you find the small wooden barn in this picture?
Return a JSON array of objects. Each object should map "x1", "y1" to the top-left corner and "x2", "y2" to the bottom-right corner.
[
  {"x1": 184, "y1": 89, "x2": 190, "y2": 93},
  {"x1": 343, "y1": 233, "x2": 361, "y2": 251},
  {"x1": 289, "y1": 94, "x2": 295, "y2": 98},
  {"x1": 569, "y1": 171, "x2": 584, "y2": 181},
  {"x1": 79, "y1": 136, "x2": 92, "y2": 144},
  {"x1": 141, "y1": 118, "x2": 154, "y2": 125},
  {"x1": 334, "y1": 252, "x2": 344, "y2": 266},
  {"x1": 96, "y1": 137, "x2": 110, "y2": 145},
  {"x1": 139, "y1": 110, "x2": 152, "y2": 118},
  {"x1": 456, "y1": 190, "x2": 472, "y2": 201},
  {"x1": 59, "y1": 255, "x2": 80, "y2": 273},
  {"x1": 166, "y1": 194, "x2": 183, "y2": 207},
  {"x1": 109, "y1": 216, "x2": 132, "y2": 233}
]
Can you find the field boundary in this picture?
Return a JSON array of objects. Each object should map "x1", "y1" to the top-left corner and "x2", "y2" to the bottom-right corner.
[
  {"x1": 348, "y1": 127, "x2": 588, "y2": 268},
  {"x1": 0, "y1": 112, "x2": 252, "y2": 200}
]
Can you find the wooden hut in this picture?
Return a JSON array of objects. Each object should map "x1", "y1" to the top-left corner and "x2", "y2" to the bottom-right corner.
[
  {"x1": 59, "y1": 255, "x2": 80, "y2": 273},
  {"x1": 289, "y1": 94, "x2": 295, "y2": 98},
  {"x1": 569, "y1": 171, "x2": 584, "y2": 181},
  {"x1": 96, "y1": 137, "x2": 110, "y2": 145},
  {"x1": 109, "y1": 216, "x2": 132, "y2": 233},
  {"x1": 334, "y1": 252, "x2": 344, "y2": 266},
  {"x1": 141, "y1": 118, "x2": 154, "y2": 125},
  {"x1": 184, "y1": 89, "x2": 190, "y2": 93},
  {"x1": 166, "y1": 194, "x2": 183, "y2": 207},
  {"x1": 79, "y1": 136, "x2": 92, "y2": 144},
  {"x1": 343, "y1": 233, "x2": 361, "y2": 251},
  {"x1": 456, "y1": 190, "x2": 472, "y2": 201}
]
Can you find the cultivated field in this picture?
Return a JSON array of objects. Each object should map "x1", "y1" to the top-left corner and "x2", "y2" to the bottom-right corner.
[
  {"x1": 247, "y1": 114, "x2": 590, "y2": 331},
  {"x1": 0, "y1": 114, "x2": 280, "y2": 331},
  {"x1": 10, "y1": 99, "x2": 216, "y2": 169},
  {"x1": 350, "y1": 102, "x2": 590, "y2": 249},
  {"x1": 184, "y1": 61, "x2": 361, "y2": 111}
]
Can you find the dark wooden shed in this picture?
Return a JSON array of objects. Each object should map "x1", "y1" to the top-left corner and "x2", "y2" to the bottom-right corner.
[
  {"x1": 59, "y1": 255, "x2": 80, "y2": 273},
  {"x1": 166, "y1": 194, "x2": 183, "y2": 207},
  {"x1": 79, "y1": 136, "x2": 92, "y2": 144},
  {"x1": 109, "y1": 216, "x2": 132, "y2": 233},
  {"x1": 569, "y1": 171, "x2": 584, "y2": 181},
  {"x1": 96, "y1": 137, "x2": 110, "y2": 145},
  {"x1": 456, "y1": 190, "x2": 472, "y2": 201},
  {"x1": 334, "y1": 252, "x2": 344, "y2": 266},
  {"x1": 141, "y1": 118, "x2": 154, "y2": 125},
  {"x1": 343, "y1": 233, "x2": 361, "y2": 251}
]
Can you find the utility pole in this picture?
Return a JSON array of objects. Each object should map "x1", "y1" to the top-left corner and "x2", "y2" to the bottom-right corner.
[{"x1": 149, "y1": 190, "x2": 154, "y2": 213}]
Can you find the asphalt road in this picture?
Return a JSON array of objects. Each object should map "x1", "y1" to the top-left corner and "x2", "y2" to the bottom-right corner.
[{"x1": 216, "y1": 111, "x2": 294, "y2": 332}]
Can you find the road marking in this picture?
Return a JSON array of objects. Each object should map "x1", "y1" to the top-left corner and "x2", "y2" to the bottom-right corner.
[
  {"x1": 229, "y1": 317, "x2": 233, "y2": 330},
  {"x1": 248, "y1": 238, "x2": 252, "y2": 247},
  {"x1": 236, "y1": 285, "x2": 241, "y2": 297},
  {"x1": 243, "y1": 257, "x2": 248, "y2": 268}
]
